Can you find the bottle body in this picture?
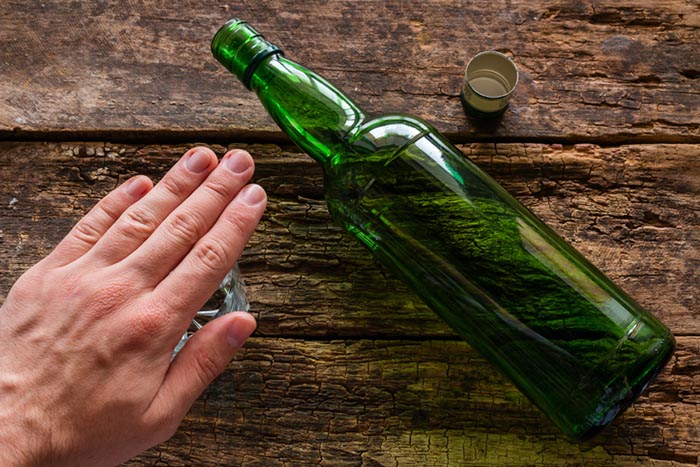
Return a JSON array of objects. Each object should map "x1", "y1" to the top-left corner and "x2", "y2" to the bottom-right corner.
[
  {"x1": 324, "y1": 115, "x2": 673, "y2": 438},
  {"x1": 212, "y1": 20, "x2": 675, "y2": 440}
]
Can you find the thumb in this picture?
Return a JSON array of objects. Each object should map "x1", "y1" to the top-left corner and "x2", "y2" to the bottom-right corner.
[{"x1": 148, "y1": 312, "x2": 256, "y2": 430}]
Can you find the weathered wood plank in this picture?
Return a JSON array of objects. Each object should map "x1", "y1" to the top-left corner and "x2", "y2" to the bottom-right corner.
[
  {"x1": 2, "y1": 142, "x2": 698, "y2": 338},
  {"x1": 122, "y1": 336, "x2": 699, "y2": 466},
  {"x1": 0, "y1": 1, "x2": 698, "y2": 143},
  {"x1": 2, "y1": 141, "x2": 698, "y2": 464}
]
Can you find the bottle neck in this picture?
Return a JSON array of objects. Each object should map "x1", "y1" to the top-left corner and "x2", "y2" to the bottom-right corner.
[
  {"x1": 212, "y1": 20, "x2": 366, "y2": 165},
  {"x1": 250, "y1": 55, "x2": 366, "y2": 164}
]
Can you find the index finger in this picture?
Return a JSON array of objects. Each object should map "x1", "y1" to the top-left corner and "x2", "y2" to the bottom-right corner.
[{"x1": 45, "y1": 175, "x2": 153, "y2": 267}]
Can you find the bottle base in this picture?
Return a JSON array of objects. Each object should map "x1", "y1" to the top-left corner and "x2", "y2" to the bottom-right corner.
[{"x1": 566, "y1": 330, "x2": 675, "y2": 441}]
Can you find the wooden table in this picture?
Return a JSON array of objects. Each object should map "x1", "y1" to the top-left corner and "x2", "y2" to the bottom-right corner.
[{"x1": 2, "y1": 1, "x2": 699, "y2": 465}]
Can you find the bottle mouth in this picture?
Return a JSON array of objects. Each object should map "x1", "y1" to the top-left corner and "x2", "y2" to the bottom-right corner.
[
  {"x1": 211, "y1": 18, "x2": 283, "y2": 90},
  {"x1": 211, "y1": 19, "x2": 247, "y2": 69}
]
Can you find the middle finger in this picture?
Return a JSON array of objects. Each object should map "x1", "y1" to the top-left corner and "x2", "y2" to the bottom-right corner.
[{"x1": 119, "y1": 149, "x2": 255, "y2": 286}]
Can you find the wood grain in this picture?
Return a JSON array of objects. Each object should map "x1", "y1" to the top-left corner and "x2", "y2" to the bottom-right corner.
[
  {"x1": 125, "y1": 336, "x2": 698, "y2": 466},
  {"x1": 1, "y1": 2, "x2": 698, "y2": 462},
  {"x1": 0, "y1": 142, "x2": 700, "y2": 467},
  {"x1": 2, "y1": 141, "x2": 698, "y2": 464},
  {"x1": 0, "y1": 0, "x2": 698, "y2": 143},
  {"x1": 2, "y1": 142, "x2": 698, "y2": 337}
]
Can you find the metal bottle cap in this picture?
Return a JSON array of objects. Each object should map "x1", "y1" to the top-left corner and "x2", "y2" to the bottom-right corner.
[{"x1": 461, "y1": 51, "x2": 519, "y2": 118}]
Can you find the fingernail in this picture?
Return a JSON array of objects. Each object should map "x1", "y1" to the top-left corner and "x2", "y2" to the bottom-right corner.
[
  {"x1": 223, "y1": 150, "x2": 252, "y2": 174},
  {"x1": 185, "y1": 148, "x2": 213, "y2": 173},
  {"x1": 239, "y1": 184, "x2": 266, "y2": 206},
  {"x1": 124, "y1": 176, "x2": 151, "y2": 197},
  {"x1": 226, "y1": 314, "x2": 256, "y2": 349}
]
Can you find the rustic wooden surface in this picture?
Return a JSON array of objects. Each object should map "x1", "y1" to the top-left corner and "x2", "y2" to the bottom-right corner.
[
  {"x1": 1, "y1": 1, "x2": 699, "y2": 143},
  {"x1": 1, "y1": 1, "x2": 699, "y2": 466}
]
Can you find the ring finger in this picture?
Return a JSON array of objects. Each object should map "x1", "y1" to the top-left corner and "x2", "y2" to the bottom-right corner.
[{"x1": 119, "y1": 149, "x2": 255, "y2": 287}]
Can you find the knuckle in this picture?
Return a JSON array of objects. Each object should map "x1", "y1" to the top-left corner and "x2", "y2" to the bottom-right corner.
[
  {"x1": 195, "y1": 239, "x2": 231, "y2": 272},
  {"x1": 159, "y1": 174, "x2": 190, "y2": 199},
  {"x1": 168, "y1": 210, "x2": 207, "y2": 245},
  {"x1": 127, "y1": 309, "x2": 166, "y2": 340},
  {"x1": 71, "y1": 219, "x2": 103, "y2": 245},
  {"x1": 8, "y1": 268, "x2": 45, "y2": 302},
  {"x1": 96, "y1": 196, "x2": 123, "y2": 224},
  {"x1": 193, "y1": 347, "x2": 224, "y2": 386},
  {"x1": 122, "y1": 207, "x2": 159, "y2": 237},
  {"x1": 223, "y1": 208, "x2": 253, "y2": 240},
  {"x1": 203, "y1": 178, "x2": 233, "y2": 202},
  {"x1": 84, "y1": 279, "x2": 134, "y2": 318}
]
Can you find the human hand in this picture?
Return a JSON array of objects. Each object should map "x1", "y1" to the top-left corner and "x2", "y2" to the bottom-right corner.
[{"x1": 0, "y1": 147, "x2": 266, "y2": 466}]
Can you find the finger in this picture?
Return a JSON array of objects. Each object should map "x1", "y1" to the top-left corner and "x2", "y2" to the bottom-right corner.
[
  {"x1": 86, "y1": 147, "x2": 217, "y2": 265},
  {"x1": 146, "y1": 312, "x2": 256, "y2": 433},
  {"x1": 46, "y1": 175, "x2": 153, "y2": 267},
  {"x1": 153, "y1": 183, "x2": 266, "y2": 321},
  {"x1": 120, "y1": 149, "x2": 255, "y2": 286}
]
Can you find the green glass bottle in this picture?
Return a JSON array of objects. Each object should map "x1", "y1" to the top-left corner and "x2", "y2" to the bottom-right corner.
[{"x1": 211, "y1": 19, "x2": 675, "y2": 440}]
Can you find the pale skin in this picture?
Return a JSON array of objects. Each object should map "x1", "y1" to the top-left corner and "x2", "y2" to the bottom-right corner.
[{"x1": 0, "y1": 147, "x2": 266, "y2": 466}]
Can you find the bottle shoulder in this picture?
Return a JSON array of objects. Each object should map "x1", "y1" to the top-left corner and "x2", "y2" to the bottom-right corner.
[
  {"x1": 348, "y1": 113, "x2": 435, "y2": 149},
  {"x1": 320, "y1": 113, "x2": 435, "y2": 169}
]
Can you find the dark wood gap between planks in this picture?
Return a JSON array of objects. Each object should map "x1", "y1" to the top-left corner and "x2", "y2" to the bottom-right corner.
[{"x1": 2, "y1": 129, "x2": 700, "y2": 146}]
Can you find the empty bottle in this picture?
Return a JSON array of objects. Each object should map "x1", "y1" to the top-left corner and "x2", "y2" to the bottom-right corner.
[{"x1": 211, "y1": 19, "x2": 675, "y2": 440}]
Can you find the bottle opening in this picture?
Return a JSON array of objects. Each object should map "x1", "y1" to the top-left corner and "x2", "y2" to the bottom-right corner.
[
  {"x1": 211, "y1": 19, "x2": 247, "y2": 70},
  {"x1": 211, "y1": 19, "x2": 283, "y2": 90}
]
